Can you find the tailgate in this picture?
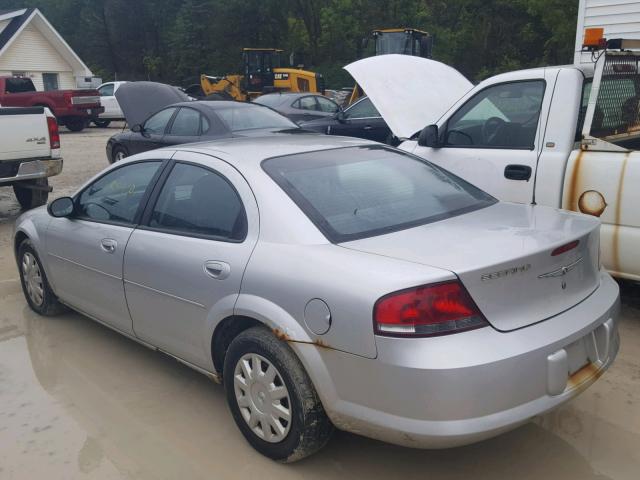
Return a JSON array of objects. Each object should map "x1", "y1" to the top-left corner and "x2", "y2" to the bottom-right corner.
[{"x1": 0, "y1": 107, "x2": 50, "y2": 161}]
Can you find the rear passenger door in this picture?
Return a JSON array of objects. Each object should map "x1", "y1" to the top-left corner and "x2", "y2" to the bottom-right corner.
[
  {"x1": 124, "y1": 151, "x2": 259, "y2": 369},
  {"x1": 162, "y1": 106, "x2": 207, "y2": 147}
]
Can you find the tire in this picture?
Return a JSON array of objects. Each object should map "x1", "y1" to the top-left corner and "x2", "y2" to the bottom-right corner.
[
  {"x1": 13, "y1": 178, "x2": 49, "y2": 210},
  {"x1": 17, "y1": 239, "x2": 67, "y2": 316},
  {"x1": 65, "y1": 117, "x2": 86, "y2": 132},
  {"x1": 93, "y1": 119, "x2": 111, "y2": 128},
  {"x1": 110, "y1": 145, "x2": 128, "y2": 164},
  {"x1": 223, "y1": 326, "x2": 333, "y2": 462}
]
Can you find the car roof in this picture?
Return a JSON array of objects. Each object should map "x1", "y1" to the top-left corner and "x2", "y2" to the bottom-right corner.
[
  {"x1": 171, "y1": 100, "x2": 264, "y2": 110},
  {"x1": 167, "y1": 134, "x2": 377, "y2": 171}
]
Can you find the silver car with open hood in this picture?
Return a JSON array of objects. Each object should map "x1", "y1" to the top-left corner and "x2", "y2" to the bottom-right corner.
[{"x1": 14, "y1": 135, "x2": 619, "y2": 462}]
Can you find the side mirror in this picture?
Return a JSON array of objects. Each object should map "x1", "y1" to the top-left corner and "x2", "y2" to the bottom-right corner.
[
  {"x1": 418, "y1": 124, "x2": 441, "y2": 148},
  {"x1": 47, "y1": 197, "x2": 74, "y2": 218},
  {"x1": 336, "y1": 111, "x2": 346, "y2": 122},
  {"x1": 131, "y1": 124, "x2": 143, "y2": 133}
]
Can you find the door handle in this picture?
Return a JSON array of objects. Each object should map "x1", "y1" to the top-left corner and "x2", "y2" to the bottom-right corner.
[
  {"x1": 100, "y1": 238, "x2": 117, "y2": 253},
  {"x1": 363, "y1": 125, "x2": 373, "y2": 130},
  {"x1": 203, "y1": 261, "x2": 231, "y2": 280},
  {"x1": 504, "y1": 164, "x2": 532, "y2": 181}
]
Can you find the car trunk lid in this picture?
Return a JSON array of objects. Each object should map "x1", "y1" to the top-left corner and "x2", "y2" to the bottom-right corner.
[
  {"x1": 115, "y1": 81, "x2": 190, "y2": 127},
  {"x1": 342, "y1": 203, "x2": 601, "y2": 331}
]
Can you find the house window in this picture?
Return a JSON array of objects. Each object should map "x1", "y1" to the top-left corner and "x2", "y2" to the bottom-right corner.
[{"x1": 42, "y1": 73, "x2": 59, "y2": 91}]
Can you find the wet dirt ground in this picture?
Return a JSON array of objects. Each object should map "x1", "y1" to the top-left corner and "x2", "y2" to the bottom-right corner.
[{"x1": 1, "y1": 126, "x2": 639, "y2": 479}]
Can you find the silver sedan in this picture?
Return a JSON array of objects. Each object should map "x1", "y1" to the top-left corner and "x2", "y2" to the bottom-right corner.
[{"x1": 14, "y1": 135, "x2": 620, "y2": 462}]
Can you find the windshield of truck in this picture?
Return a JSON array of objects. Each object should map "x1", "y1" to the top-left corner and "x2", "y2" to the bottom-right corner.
[
  {"x1": 375, "y1": 32, "x2": 413, "y2": 55},
  {"x1": 588, "y1": 53, "x2": 640, "y2": 149},
  {"x1": 5, "y1": 77, "x2": 36, "y2": 93}
]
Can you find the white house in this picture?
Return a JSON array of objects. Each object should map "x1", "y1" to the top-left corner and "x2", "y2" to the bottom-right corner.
[{"x1": 0, "y1": 8, "x2": 94, "y2": 91}]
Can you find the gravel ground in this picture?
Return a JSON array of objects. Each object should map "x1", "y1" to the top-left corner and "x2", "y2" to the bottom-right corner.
[{"x1": 0, "y1": 126, "x2": 639, "y2": 479}]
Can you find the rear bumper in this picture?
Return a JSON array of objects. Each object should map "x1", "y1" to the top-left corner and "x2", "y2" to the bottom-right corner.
[
  {"x1": 0, "y1": 158, "x2": 63, "y2": 185},
  {"x1": 56, "y1": 106, "x2": 104, "y2": 118},
  {"x1": 294, "y1": 272, "x2": 620, "y2": 448}
]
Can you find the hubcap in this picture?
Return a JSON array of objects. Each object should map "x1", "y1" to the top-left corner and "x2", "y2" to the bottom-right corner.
[
  {"x1": 115, "y1": 151, "x2": 126, "y2": 161},
  {"x1": 234, "y1": 353, "x2": 292, "y2": 443},
  {"x1": 22, "y1": 252, "x2": 44, "y2": 306}
]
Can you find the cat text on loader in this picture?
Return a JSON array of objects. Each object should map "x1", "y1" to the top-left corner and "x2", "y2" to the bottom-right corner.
[
  {"x1": 348, "y1": 28, "x2": 433, "y2": 105},
  {"x1": 200, "y1": 48, "x2": 324, "y2": 102}
]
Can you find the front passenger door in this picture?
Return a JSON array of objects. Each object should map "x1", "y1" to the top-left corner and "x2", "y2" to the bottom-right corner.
[
  {"x1": 124, "y1": 152, "x2": 259, "y2": 369},
  {"x1": 129, "y1": 107, "x2": 177, "y2": 155},
  {"x1": 46, "y1": 160, "x2": 163, "y2": 334}
]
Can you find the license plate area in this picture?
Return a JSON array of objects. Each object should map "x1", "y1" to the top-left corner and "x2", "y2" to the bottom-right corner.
[{"x1": 565, "y1": 336, "x2": 592, "y2": 376}]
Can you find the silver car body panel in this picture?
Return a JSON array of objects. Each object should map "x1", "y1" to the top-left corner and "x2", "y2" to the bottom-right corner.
[{"x1": 13, "y1": 135, "x2": 620, "y2": 449}]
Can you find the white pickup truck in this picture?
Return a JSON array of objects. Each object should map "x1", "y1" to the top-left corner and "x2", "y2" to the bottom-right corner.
[
  {"x1": 0, "y1": 106, "x2": 62, "y2": 209},
  {"x1": 347, "y1": 40, "x2": 640, "y2": 282}
]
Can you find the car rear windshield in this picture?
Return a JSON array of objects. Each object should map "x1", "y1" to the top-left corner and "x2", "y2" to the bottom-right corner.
[
  {"x1": 262, "y1": 145, "x2": 496, "y2": 243},
  {"x1": 217, "y1": 106, "x2": 296, "y2": 132}
]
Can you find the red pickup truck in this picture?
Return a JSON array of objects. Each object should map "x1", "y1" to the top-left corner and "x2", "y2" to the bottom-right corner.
[{"x1": 0, "y1": 77, "x2": 103, "y2": 132}]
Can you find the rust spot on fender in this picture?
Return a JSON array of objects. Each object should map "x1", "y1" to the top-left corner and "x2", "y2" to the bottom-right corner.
[
  {"x1": 578, "y1": 190, "x2": 607, "y2": 217},
  {"x1": 272, "y1": 328, "x2": 333, "y2": 350},
  {"x1": 611, "y1": 152, "x2": 630, "y2": 274},
  {"x1": 566, "y1": 149, "x2": 586, "y2": 212}
]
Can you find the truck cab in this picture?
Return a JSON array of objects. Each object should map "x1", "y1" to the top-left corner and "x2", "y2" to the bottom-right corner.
[{"x1": 346, "y1": 48, "x2": 640, "y2": 280}]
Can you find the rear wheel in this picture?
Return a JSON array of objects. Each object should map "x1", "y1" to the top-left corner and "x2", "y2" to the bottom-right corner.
[
  {"x1": 223, "y1": 326, "x2": 333, "y2": 462},
  {"x1": 13, "y1": 178, "x2": 49, "y2": 210},
  {"x1": 110, "y1": 145, "x2": 128, "y2": 164},
  {"x1": 17, "y1": 239, "x2": 66, "y2": 316},
  {"x1": 93, "y1": 119, "x2": 111, "y2": 128},
  {"x1": 64, "y1": 117, "x2": 86, "y2": 132}
]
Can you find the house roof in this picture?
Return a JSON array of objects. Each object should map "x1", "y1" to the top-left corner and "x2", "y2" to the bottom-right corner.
[{"x1": 0, "y1": 8, "x2": 92, "y2": 76}]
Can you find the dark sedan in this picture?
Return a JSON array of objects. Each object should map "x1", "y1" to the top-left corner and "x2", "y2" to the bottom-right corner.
[
  {"x1": 299, "y1": 96, "x2": 396, "y2": 145},
  {"x1": 253, "y1": 92, "x2": 341, "y2": 123},
  {"x1": 106, "y1": 101, "x2": 301, "y2": 163}
]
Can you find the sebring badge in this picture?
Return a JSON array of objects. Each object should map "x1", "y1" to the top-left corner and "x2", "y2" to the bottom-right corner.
[{"x1": 481, "y1": 264, "x2": 531, "y2": 282}]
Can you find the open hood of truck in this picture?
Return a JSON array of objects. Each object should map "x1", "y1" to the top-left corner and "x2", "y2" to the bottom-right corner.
[
  {"x1": 344, "y1": 55, "x2": 473, "y2": 139},
  {"x1": 115, "y1": 81, "x2": 190, "y2": 127}
]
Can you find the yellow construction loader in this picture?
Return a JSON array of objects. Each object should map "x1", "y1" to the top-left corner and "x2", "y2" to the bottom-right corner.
[
  {"x1": 348, "y1": 28, "x2": 433, "y2": 104},
  {"x1": 200, "y1": 48, "x2": 325, "y2": 101}
]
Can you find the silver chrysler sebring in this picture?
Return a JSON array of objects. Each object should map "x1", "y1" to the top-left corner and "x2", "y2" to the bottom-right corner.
[{"x1": 14, "y1": 135, "x2": 620, "y2": 462}]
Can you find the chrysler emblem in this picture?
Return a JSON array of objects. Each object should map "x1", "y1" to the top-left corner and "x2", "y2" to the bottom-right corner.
[{"x1": 538, "y1": 257, "x2": 583, "y2": 289}]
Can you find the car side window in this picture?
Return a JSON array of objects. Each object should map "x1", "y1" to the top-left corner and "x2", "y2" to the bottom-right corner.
[
  {"x1": 76, "y1": 161, "x2": 161, "y2": 225},
  {"x1": 297, "y1": 96, "x2": 318, "y2": 111},
  {"x1": 345, "y1": 98, "x2": 379, "y2": 119},
  {"x1": 144, "y1": 108, "x2": 176, "y2": 134},
  {"x1": 317, "y1": 96, "x2": 339, "y2": 113},
  {"x1": 99, "y1": 84, "x2": 114, "y2": 96},
  {"x1": 149, "y1": 163, "x2": 247, "y2": 241},
  {"x1": 444, "y1": 80, "x2": 544, "y2": 149},
  {"x1": 168, "y1": 107, "x2": 201, "y2": 136}
]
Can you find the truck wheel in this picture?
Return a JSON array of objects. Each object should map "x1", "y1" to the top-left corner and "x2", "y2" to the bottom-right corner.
[
  {"x1": 93, "y1": 119, "x2": 111, "y2": 128},
  {"x1": 13, "y1": 179, "x2": 49, "y2": 210},
  {"x1": 223, "y1": 326, "x2": 333, "y2": 462},
  {"x1": 65, "y1": 117, "x2": 86, "y2": 132}
]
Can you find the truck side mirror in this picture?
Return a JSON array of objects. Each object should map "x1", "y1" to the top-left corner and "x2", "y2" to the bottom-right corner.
[{"x1": 418, "y1": 124, "x2": 441, "y2": 147}]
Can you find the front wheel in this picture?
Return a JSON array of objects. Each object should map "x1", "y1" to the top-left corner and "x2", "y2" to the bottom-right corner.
[
  {"x1": 17, "y1": 239, "x2": 67, "y2": 316},
  {"x1": 110, "y1": 145, "x2": 128, "y2": 164},
  {"x1": 223, "y1": 326, "x2": 333, "y2": 462},
  {"x1": 13, "y1": 178, "x2": 49, "y2": 209}
]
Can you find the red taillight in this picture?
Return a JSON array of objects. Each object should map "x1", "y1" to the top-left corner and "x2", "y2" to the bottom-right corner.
[
  {"x1": 374, "y1": 281, "x2": 488, "y2": 337},
  {"x1": 47, "y1": 116, "x2": 60, "y2": 149},
  {"x1": 551, "y1": 240, "x2": 579, "y2": 256}
]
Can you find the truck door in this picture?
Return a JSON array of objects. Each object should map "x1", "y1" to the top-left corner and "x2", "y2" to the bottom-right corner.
[{"x1": 412, "y1": 75, "x2": 554, "y2": 204}]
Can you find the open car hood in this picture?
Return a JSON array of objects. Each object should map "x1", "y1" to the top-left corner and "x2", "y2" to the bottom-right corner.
[
  {"x1": 115, "y1": 81, "x2": 190, "y2": 127},
  {"x1": 344, "y1": 55, "x2": 473, "y2": 139}
]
